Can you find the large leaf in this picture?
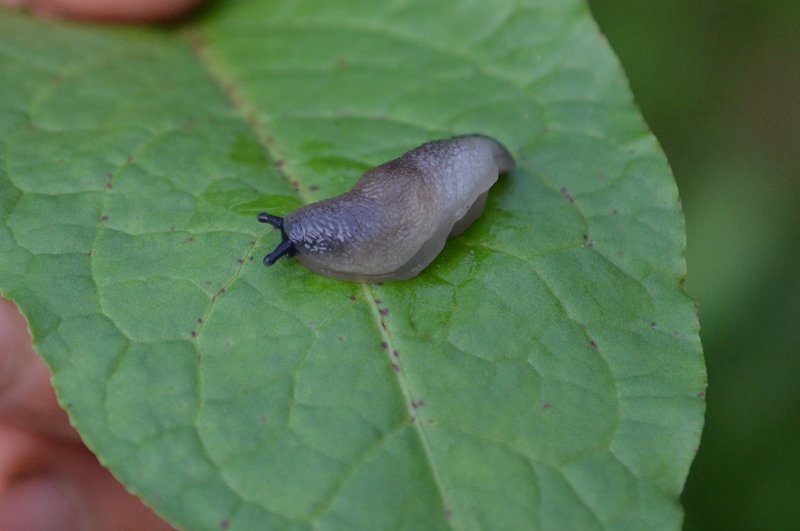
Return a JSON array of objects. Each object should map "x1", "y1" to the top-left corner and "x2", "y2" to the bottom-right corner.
[{"x1": 0, "y1": 1, "x2": 705, "y2": 529}]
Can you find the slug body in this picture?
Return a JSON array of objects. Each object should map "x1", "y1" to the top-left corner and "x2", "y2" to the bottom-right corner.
[{"x1": 259, "y1": 134, "x2": 514, "y2": 282}]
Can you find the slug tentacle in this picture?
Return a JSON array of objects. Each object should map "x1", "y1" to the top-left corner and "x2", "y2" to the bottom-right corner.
[
  {"x1": 257, "y1": 212, "x2": 284, "y2": 229},
  {"x1": 263, "y1": 238, "x2": 295, "y2": 266},
  {"x1": 258, "y1": 212, "x2": 296, "y2": 265},
  {"x1": 258, "y1": 134, "x2": 514, "y2": 282}
]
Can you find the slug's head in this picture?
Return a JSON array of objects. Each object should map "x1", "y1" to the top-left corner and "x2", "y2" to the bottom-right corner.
[{"x1": 257, "y1": 212, "x2": 296, "y2": 266}]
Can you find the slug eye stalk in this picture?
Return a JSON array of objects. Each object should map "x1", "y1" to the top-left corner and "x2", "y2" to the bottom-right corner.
[
  {"x1": 257, "y1": 212, "x2": 283, "y2": 229},
  {"x1": 258, "y1": 212, "x2": 295, "y2": 266}
]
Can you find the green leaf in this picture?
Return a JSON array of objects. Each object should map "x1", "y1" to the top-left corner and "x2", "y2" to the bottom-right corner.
[{"x1": 0, "y1": 1, "x2": 705, "y2": 530}]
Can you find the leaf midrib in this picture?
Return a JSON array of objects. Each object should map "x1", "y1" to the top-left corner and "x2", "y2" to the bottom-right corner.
[{"x1": 185, "y1": 27, "x2": 454, "y2": 524}]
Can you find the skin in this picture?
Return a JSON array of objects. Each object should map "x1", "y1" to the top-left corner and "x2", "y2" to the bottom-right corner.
[
  {"x1": 0, "y1": 0, "x2": 202, "y2": 23},
  {"x1": 0, "y1": 304, "x2": 176, "y2": 531},
  {"x1": 260, "y1": 135, "x2": 515, "y2": 281},
  {"x1": 1, "y1": 2, "x2": 198, "y2": 530}
]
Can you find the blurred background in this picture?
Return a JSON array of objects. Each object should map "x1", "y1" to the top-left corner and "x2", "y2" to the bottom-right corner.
[{"x1": 587, "y1": 1, "x2": 800, "y2": 529}]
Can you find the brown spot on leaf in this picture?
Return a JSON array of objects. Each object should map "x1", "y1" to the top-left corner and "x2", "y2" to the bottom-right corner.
[
  {"x1": 246, "y1": 112, "x2": 259, "y2": 129},
  {"x1": 379, "y1": 308, "x2": 389, "y2": 317},
  {"x1": 560, "y1": 186, "x2": 575, "y2": 204}
]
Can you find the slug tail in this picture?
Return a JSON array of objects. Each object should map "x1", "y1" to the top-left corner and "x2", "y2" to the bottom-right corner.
[{"x1": 490, "y1": 139, "x2": 515, "y2": 174}]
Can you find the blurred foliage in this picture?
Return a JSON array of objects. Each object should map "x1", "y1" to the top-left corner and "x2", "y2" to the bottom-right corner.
[{"x1": 588, "y1": 1, "x2": 800, "y2": 529}]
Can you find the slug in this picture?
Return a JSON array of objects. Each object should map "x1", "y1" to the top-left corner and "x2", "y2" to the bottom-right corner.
[{"x1": 258, "y1": 134, "x2": 514, "y2": 282}]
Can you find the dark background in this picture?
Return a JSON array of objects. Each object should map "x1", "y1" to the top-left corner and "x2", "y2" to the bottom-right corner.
[{"x1": 587, "y1": 1, "x2": 800, "y2": 529}]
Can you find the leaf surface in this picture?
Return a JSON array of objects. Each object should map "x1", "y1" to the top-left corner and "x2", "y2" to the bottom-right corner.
[{"x1": 0, "y1": 2, "x2": 705, "y2": 530}]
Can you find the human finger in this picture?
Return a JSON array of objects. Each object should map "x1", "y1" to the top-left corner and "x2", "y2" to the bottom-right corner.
[
  {"x1": 0, "y1": 298, "x2": 79, "y2": 444},
  {"x1": 0, "y1": 0, "x2": 203, "y2": 23},
  {"x1": 0, "y1": 426, "x2": 174, "y2": 531}
]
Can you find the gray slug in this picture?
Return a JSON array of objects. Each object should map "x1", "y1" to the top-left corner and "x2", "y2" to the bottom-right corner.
[{"x1": 258, "y1": 134, "x2": 514, "y2": 282}]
